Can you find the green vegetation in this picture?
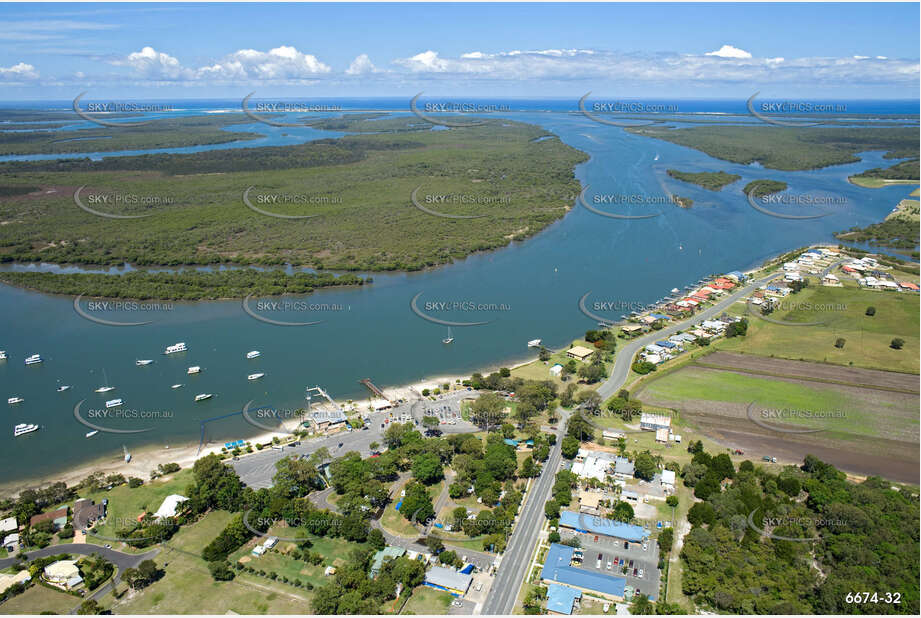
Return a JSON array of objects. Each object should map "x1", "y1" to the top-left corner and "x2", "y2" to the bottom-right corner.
[
  {"x1": 835, "y1": 198, "x2": 920, "y2": 250},
  {"x1": 0, "y1": 118, "x2": 587, "y2": 280},
  {"x1": 0, "y1": 269, "x2": 366, "y2": 301},
  {"x1": 849, "y1": 158, "x2": 920, "y2": 185},
  {"x1": 680, "y1": 452, "x2": 919, "y2": 614},
  {"x1": 721, "y1": 283, "x2": 920, "y2": 373},
  {"x1": 743, "y1": 179, "x2": 788, "y2": 198},
  {"x1": 629, "y1": 125, "x2": 919, "y2": 170},
  {"x1": 0, "y1": 114, "x2": 262, "y2": 155},
  {"x1": 666, "y1": 169, "x2": 741, "y2": 190},
  {"x1": 0, "y1": 584, "x2": 80, "y2": 614},
  {"x1": 400, "y1": 585, "x2": 453, "y2": 614}
]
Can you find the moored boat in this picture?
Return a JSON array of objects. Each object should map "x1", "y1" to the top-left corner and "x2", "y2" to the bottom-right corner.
[
  {"x1": 164, "y1": 342, "x2": 187, "y2": 355},
  {"x1": 194, "y1": 393, "x2": 213, "y2": 402},
  {"x1": 247, "y1": 373, "x2": 265, "y2": 380},
  {"x1": 8, "y1": 396, "x2": 24, "y2": 405},
  {"x1": 136, "y1": 359, "x2": 154, "y2": 366},
  {"x1": 246, "y1": 350, "x2": 261, "y2": 359},
  {"x1": 14, "y1": 423, "x2": 39, "y2": 437},
  {"x1": 105, "y1": 398, "x2": 123, "y2": 408},
  {"x1": 24, "y1": 354, "x2": 43, "y2": 365},
  {"x1": 187, "y1": 366, "x2": 202, "y2": 374}
]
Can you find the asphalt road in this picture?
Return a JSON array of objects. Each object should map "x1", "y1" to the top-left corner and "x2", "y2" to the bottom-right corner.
[
  {"x1": 597, "y1": 271, "x2": 782, "y2": 400},
  {"x1": 481, "y1": 408, "x2": 569, "y2": 615},
  {"x1": 232, "y1": 390, "x2": 477, "y2": 489}
]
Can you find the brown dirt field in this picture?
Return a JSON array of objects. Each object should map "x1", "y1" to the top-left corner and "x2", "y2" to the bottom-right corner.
[
  {"x1": 643, "y1": 394, "x2": 919, "y2": 485},
  {"x1": 699, "y1": 351, "x2": 920, "y2": 392}
]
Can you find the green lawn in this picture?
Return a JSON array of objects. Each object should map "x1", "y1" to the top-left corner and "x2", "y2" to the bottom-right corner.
[
  {"x1": 80, "y1": 469, "x2": 194, "y2": 550},
  {"x1": 400, "y1": 585, "x2": 453, "y2": 614},
  {"x1": 169, "y1": 510, "x2": 235, "y2": 554},
  {"x1": 717, "y1": 283, "x2": 919, "y2": 373},
  {"x1": 0, "y1": 584, "x2": 79, "y2": 614},
  {"x1": 639, "y1": 367, "x2": 916, "y2": 441}
]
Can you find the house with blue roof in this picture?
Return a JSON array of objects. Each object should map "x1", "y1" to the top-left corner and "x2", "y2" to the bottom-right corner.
[
  {"x1": 559, "y1": 511, "x2": 648, "y2": 543},
  {"x1": 547, "y1": 584, "x2": 582, "y2": 615},
  {"x1": 648, "y1": 313, "x2": 671, "y2": 321},
  {"x1": 541, "y1": 544, "x2": 627, "y2": 602},
  {"x1": 655, "y1": 340, "x2": 677, "y2": 349}
]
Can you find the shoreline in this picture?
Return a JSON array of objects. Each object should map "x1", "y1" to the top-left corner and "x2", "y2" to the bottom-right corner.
[{"x1": 0, "y1": 242, "x2": 873, "y2": 497}]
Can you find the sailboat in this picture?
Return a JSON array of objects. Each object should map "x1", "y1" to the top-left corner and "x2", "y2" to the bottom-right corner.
[
  {"x1": 123, "y1": 445, "x2": 131, "y2": 463},
  {"x1": 442, "y1": 327, "x2": 454, "y2": 344},
  {"x1": 94, "y1": 369, "x2": 115, "y2": 393}
]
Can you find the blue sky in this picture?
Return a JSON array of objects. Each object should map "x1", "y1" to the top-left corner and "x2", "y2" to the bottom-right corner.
[{"x1": 0, "y1": 2, "x2": 918, "y2": 100}]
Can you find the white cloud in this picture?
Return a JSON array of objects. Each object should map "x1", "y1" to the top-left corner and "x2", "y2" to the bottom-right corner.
[
  {"x1": 111, "y1": 45, "x2": 331, "y2": 82},
  {"x1": 704, "y1": 44, "x2": 752, "y2": 59},
  {"x1": 345, "y1": 53, "x2": 377, "y2": 75},
  {"x1": 0, "y1": 62, "x2": 40, "y2": 80}
]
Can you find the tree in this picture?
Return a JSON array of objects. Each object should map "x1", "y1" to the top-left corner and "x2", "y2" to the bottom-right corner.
[
  {"x1": 451, "y1": 506, "x2": 468, "y2": 529},
  {"x1": 666, "y1": 495, "x2": 679, "y2": 508},
  {"x1": 834, "y1": 338, "x2": 846, "y2": 348},
  {"x1": 421, "y1": 415, "x2": 440, "y2": 429},
  {"x1": 438, "y1": 550, "x2": 457, "y2": 565},
  {"x1": 612, "y1": 501, "x2": 634, "y2": 522},
  {"x1": 411, "y1": 452, "x2": 444, "y2": 485},
  {"x1": 544, "y1": 499, "x2": 560, "y2": 519},
  {"x1": 538, "y1": 346, "x2": 551, "y2": 361},
  {"x1": 77, "y1": 600, "x2": 102, "y2": 615},
  {"x1": 658, "y1": 527, "x2": 674, "y2": 553},
  {"x1": 518, "y1": 456, "x2": 540, "y2": 478},
  {"x1": 367, "y1": 528, "x2": 386, "y2": 551},
  {"x1": 865, "y1": 306, "x2": 876, "y2": 316},
  {"x1": 634, "y1": 452, "x2": 657, "y2": 481},
  {"x1": 891, "y1": 338, "x2": 905, "y2": 350},
  {"x1": 208, "y1": 560, "x2": 235, "y2": 581},
  {"x1": 469, "y1": 392, "x2": 505, "y2": 430},
  {"x1": 369, "y1": 441, "x2": 380, "y2": 453},
  {"x1": 560, "y1": 436, "x2": 580, "y2": 459},
  {"x1": 630, "y1": 593, "x2": 655, "y2": 614},
  {"x1": 401, "y1": 481, "x2": 434, "y2": 525},
  {"x1": 687, "y1": 502, "x2": 716, "y2": 526}
]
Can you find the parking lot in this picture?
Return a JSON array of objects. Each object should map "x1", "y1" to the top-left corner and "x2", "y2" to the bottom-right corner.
[{"x1": 561, "y1": 528, "x2": 661, "y2": 600}]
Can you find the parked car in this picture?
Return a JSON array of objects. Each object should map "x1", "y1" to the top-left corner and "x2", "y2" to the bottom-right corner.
[
  {"x1": 629, "y1": 559, "x2": 634, "y2": 567},
  {"x1": 606, "y1": 561, "x2": 612, "y2": 570},
  {"x1": 633, "y1": 567, "x2": 638, "y2": 576},
  {"x1": 594, "y1": 535, "x2": 599, "y2": 542},
  {"x1": 475, "y1": 582, "x2": 483, "y2": 592},
  {"x1": 642, "y1": 541, "x2": 648, "y2": 551},
  {"x1": 639, "y1": 568, "x2": 644, "y2": 578}
]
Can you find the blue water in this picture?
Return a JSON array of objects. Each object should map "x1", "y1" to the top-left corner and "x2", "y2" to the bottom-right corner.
[{"x1": 0, "y1": 100, "x2": 917, "y2": 484}]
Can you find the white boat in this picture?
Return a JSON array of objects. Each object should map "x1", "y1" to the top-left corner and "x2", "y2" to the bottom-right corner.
[
  {"x1": 194, "y1": 393, "x2": 213, "y2": 402},
  {"x1": 171, "y1": 383, "x2": 183, "y2": 389},
  {"x1": 14, "y1": 423, "x2": 39, "y2": 437},
  {"x1": 123, "y1": 445, "x2": 131, "y2": 463},
  {"x1": 8, "y1": 397, "x2": 24, "y2": 405},
  {"x1": 0, "y1": 350, "x2": 7, "y2": 360},
  {"x1": 527, "y1": 339, "x2": 542, "y2": 347},
  {"x1": 164, "y1": 342, "x2": 187, "y2": 355},
  {"x1": 442, "y1": 327, "x2": 454, "y2": 345},
  {"x1": 187, "y1": 366, "x2": 202, "y2": 375},
  {"x1": 105, "y1": 398, "x2": 123, "y2": 408},
  {"x1": 56, "y1": 385, "x2": 71, "y2": 392},
  {"x1": 95, "y1": 369, "x2": 115, "y2": 393},
  {"x1": 247, "y1": 372, "x2": 265, "y2": 381},
  {"x1": 24, "y1": 354, "x2": 43, "y2": 365},
  {"x1": 246, "y1": 350, "x2": 261, "y2": 359},
  {"x1": 85, "y1": 430, "x2": 98, "y2": 438},
  {"x1": 654, "y1": 154, "x2": 660, "y2": 161},
  {"x1": 671, "y1": 288, "x2": 680, "y2": 294},
  {"x1": 136, "y1": 359, "x2": 154, "y2": 366}
]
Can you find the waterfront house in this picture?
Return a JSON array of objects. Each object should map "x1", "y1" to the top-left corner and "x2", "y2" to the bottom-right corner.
[
  {"x1": 549, "y1": 364, "x2": 563, "y2": 377},
  {"x1": 73, "y1": 498, "x2": 107, "y2": 530},
  {"x1": 0, "y1": 517, "x2": 17, "y2": 535},
  {"x1": 43, "y1": 560, "x2": 80, "y2": 585},
  {"x1": 566, "y1": 346, "x2": 595, "y2": 362},
  {"x1": 154, "y1": 494, "x2": 188, "y2": 520},
  {"x1": 30, "y1": 506, "x2": 68, "y2": 531}
]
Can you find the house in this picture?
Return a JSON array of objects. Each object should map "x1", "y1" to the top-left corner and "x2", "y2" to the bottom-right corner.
[
  {"x1": 640, "y1": 413, "x2": 671, "y2": 432},
  {"x1": 424, "y1": 566, "x2": 473, "y2": 596},
  {"x1": 648, "y1": 313, "x2": 671, "y2": 321},
  {"x1": 655, "y1": 340, "x2": 677, "y2": 350},
  {"x1": 621, "y1": 490, "x2": 640, "y2": 503},
  {"x1": 3, "y1": 532, "x2": 20, "y2": 552},
  {"x1": 822, "y1": 273, "x2": 841, "y2": 286},
  {"x1": 43, "y1": 560, "x2": 80, "y2": 584},
  {"x1": 263, "y1": 536, "x2": 278, "y2": 550},
  {"x1": 655, "y1": 428, "x2": 669, "y2": 444},
  {"x1": 0, "y1": 570, "x2": 31, "y2": 595},
  {"x1": 643, "y1": 353, "x2": 662, "y2": 365},
  {"x1": 370, "y1": 546, "x2": 407, "y2": 577},
  {"x1": 644, "y1": 344, "x2": 666, "y2": 355},
  {"x1": 369, "y1": 399, "x2": 392, "y2": 412},
  {"x1": 899, "y1": 282, "x2": 920, "y2": 292},
  {"x1": 549, "y1": 364, "x2": 563, "y2": 377},
  {"x1": 621, "y1": 324, "x2": 645, "y2": 335},
  {"x1": 0, "y1": 517, "x2": 17, "y2": 535},
  {"x1": 602, "y1": 430, "x2": 625, "y2": 441},
  {"x1": 251, "y1": 545, "x2": 266, "y2": 556},
  {"x1": 307, "y1": 408, "x2": 348, "y2": 432},
  {"x1": 572, "y1": 449, "x2": 616, "y2": 481},
  {"x1": 661, "y1": 470, "x2": 676, "y2": 492},
  {"x1": 30, "y1": 507, "x2": 68, "y2": 531},
  {"x1": 613, "y1": 457, "x2": 635, "y2": 480},
  {"x1": 73, "y1": 498, "x2": 107, "y2": 530},
  {"x1": 670, "y1": 333, "x2": 696, "y2": 344},
  {"x1": 154, "y1": 494, "x2": 188, "y2": 520},
  {"x1": 547, "y1": 583, "x2": 583, "y2": 615},
  {"x1": 725, "y1": 271, "x2": 744, "y2": 282},
  {"x1": 566, "y1": 346, "x2": 595, "y2": 362},
  {"x1": 689, "y1": 328, "x2": 710, "y2": 339},
  {"x1": 578, "y1": 490, "x2": 604, "y2": 515},
  {"x1": 700, "y1": 320, "x2": 727, "y2": 333},
  {"x1": 559, "y1": 511, "x2": 647, "y2": 544},
  {"x1": 541, "y1": 544, "x2": 627, "y2": 602}
]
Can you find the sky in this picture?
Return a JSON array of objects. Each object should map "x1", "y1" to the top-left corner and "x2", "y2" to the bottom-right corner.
[{"x1": 0, "y1": 2, "x2": 919, "y2": 100}]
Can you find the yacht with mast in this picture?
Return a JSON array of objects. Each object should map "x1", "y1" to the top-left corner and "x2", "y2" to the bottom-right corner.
[{"x1": 94, "y1": 369, "x2": 115, "y2": 393}]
